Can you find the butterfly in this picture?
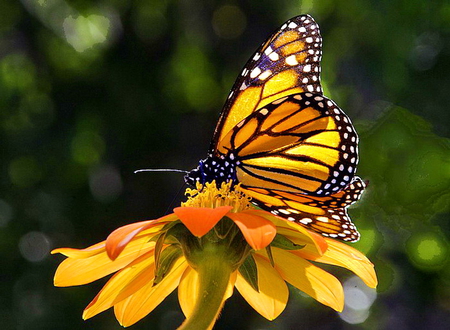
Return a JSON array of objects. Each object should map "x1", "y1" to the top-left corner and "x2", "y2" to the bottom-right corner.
[{"x1": 184, "y1": 15, "x2": 365, "y2": 242}]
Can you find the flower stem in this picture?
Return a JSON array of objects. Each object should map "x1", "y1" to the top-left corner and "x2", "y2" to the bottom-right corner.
[{"x1": 178, "y1": 246, "x2": 234, "y2": 330}]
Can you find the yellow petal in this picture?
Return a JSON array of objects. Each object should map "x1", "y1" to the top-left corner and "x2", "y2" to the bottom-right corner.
[
  {"x1": 178, "y1": 267, "x2": 237, "y2": 318},
  {"x1": 269, "y1": 248, "x2": 344, "y2": 312},
  {"x1": 227, "y1": 211, "x2": 276, "y2": 250},
  {"x1": 114, "y1": 256, "x2": 188, "y2": 327},
  {"x1": 51, "y1": 241, "x2": 106, "y2": 258},
  {"x1": 177, "y1": 266, "x2": 199, "y2": 318},
  {"x1": 235, "y1": 253, "x2": 288, "y2": 320},
  {"x1": 54, "y1": 236, "x2": 155, "y2": 287},
  {"x1": 83, "y1": 250, "x2": 155, "y2": 320},
  {"x1": 295, "y1": 238, "x2": 378, "y2": 288}
]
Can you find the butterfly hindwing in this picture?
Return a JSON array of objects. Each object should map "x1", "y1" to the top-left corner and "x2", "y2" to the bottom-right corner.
[
  {"x1": 242, "y1": 177, "x2": 365, "y2": 242},
  {"x1": 210, "y1": 15, "x2": 323, "y2": 153}
]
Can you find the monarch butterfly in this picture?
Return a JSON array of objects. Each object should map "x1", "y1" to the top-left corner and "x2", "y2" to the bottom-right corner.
[{"x1": 184, "y1": 15, "x2": 365, "y2": 242}]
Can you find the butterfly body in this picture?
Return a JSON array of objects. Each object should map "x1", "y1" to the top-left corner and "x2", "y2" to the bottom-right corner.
[
  {"x1": 185, "y1": 152, "x2": 240, "y2": 187},
  {"x1": 184, "y1": 15, "x2": 365, "y2": 242}
]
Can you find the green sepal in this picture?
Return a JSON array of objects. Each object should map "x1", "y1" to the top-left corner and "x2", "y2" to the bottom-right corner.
[
  {"x1": 265, "y1": 245, "x2": 275, "y2": 267},
  {"x1": 238, "y1": 254, "x2": 259, "y2": 292},
  {"x1": 271, "y1": 234, "x2": 306, "y2": 250},
  {"x1": 153, "y1": 244, "x2": 183, "y2": 286},
  {"x1": 165, "y1": 222, "x2": 190, "y2": 245},
  {"x1": 153, "y1": 231, "x2": 167, "y2": 271},
  {"x1": 213, "y1": 217, "x2": 235, "y2": 240},
  {"x1": 159, "y1": 220, "x2": 181, "y2": 234}
]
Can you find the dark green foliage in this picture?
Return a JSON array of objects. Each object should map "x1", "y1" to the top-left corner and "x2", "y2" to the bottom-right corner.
[{"x1": 2, "y1": 0, "x2": 450, "y2": 329}]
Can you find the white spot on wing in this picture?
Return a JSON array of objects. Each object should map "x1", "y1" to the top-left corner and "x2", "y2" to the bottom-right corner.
[
  {"x1": 258, "y1": 70, "x2": 272, "y2": 80},
  {"x1": 250, "y1": 67, "x2": 261, "y2": 79},
  {"x1": 285, "y1": 55, "x2": 298, "y2": 66},
  {"x1": 259, "y1": 108, "x2": 269, "y2": 115},
  {"x1": 264, "y1": 46, "x2": 273, "y2": 55},
  {"x1": 269, "y1": 52, "x2": 279, "y2": 61}
]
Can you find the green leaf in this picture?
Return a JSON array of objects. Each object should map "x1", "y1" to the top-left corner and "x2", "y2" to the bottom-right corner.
[
  {"x1": 153, "y1": 245, "x2": 183, "y2": 286},
  {"x1": 239, "y1": 254, "x2": 259, "y2": 292},
  {"x1": 271, "y1": 234, "x2": 305, "y2": 250}
]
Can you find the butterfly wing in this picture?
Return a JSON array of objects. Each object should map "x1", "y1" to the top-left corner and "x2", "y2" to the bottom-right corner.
[
  {"x1": 200, "y1": 15, "x2": 365, "y2": 242},
  {"x1": 218, "y1": 92, "x2": 359, "y2": 196},
  {"x1": 242, "y1": 177, "x2": 365, "y2": 242},
  {"x1": 210, "y1": 14, "x2": 323, "y2": 153},
  {"x1": 216, "y1": 92, "x2": 362, "y2": 241}
]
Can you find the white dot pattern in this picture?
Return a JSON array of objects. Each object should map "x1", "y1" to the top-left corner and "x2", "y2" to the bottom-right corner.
[
  {"x1": 254, "y1": 177, "x2": 365, "y2": 242},
  {"x1": 224, "y1": 14, "x2": 323, "y2": 99},
  {"x1": 185, "y1": 15, "x2": 364, "y2": 243}
]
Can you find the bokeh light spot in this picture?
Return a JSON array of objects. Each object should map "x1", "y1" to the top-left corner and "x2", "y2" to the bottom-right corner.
[
  {"x1": 0, "y1": 54, "x2": 35, "y2": 92},
  {"x1": 212, "y1": 5, "x2": 247, "y2": 39},
  {"x1": 165, "y1": 42, "x2": 221, "y2": 111},
  {"x1": 71, "y1": 131, "x2": 105, "y2": 165},
  {"x1": 0, "y1": 199, "x2": 13, "y2": 227},
  {"x1": 418, "y1": 239, "x2": 442, "y2": 260},
  {"x1": 340, "y1": 276, "x2": 377, "y2": 324},
  {"x1": 63, "y1": 14, "x2": 111, "y2": 52},
  {"x1": 89, "y1": 165, "x2": 123, "y2": 202},
  {"x1": 18, "y1": 231, "x2": 51, "y2": 262},
  {"x1": 9, "y1": 156, "x2": 42, "y2": 188},
  {"x1": 406, "y1": 231, "x2": 449, "y2": 270},
  {"x1": 133, "y1": 7, "x2": 167, "y2": 43},
  {"x1": 339, "y1": 308, "x2": 370, "y2": 324}
]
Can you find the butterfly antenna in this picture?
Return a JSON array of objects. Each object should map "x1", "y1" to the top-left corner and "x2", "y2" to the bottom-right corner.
[{"x1": 134, "y1": 168, "x2": 189, "y2": 174}]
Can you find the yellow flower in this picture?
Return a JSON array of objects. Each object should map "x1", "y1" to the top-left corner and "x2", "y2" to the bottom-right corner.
[{"x1": 52, "y1": 182, "x2": 377, "y2": 329}]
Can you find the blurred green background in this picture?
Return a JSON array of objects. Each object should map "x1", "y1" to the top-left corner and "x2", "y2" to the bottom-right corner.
[{"x1": 2, "y1": 0, "x2": 449, "y2": 329}]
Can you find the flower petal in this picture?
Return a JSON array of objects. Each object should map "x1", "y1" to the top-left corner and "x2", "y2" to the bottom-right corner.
[
  {"x1": 106, "y1": 214, "x2": 177, "y2": 260},
  {"x1": 178, "y1": 266, "x2": 236, "y2": 318},
  {"x1": 114, "y1": 256, "x2": 188, "y2": 327},
  {"x1": 295, "y1": 238, "x2": 378, "y2": 288},
  {"x1": 54, "y1": 236, "x2": 155, "y2": 287},
  {"x1": 51, "y1": 241, "x2": 106, "y2": 258},
  {"x1": 235, "y1": 253, "x2": 288, "y2": 320},
  {"x1": 227, "y1": 211, "x2": 276, "y2": 250},
  {"x1": 266, "y1": 248, "x2": 344, "y2": 312},
  {"x1": 248, "y1": 209, "x2": 328, "y2": 255},
  {"x1": 173, "y1": 206, "x2": 232, "y2": 237},
  {"x1": 83, "y1": 250, "x2": 155, "y2": 320}
]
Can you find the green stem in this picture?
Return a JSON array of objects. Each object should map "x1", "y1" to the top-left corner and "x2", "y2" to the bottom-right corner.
[{"x1": 178, "y1": 247, "x2": 234, "y2": 330}]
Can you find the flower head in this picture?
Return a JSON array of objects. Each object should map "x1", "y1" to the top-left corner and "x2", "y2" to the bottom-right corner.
[{"x1": 53, "y1": 181, "x2": 377, "y2": 328}]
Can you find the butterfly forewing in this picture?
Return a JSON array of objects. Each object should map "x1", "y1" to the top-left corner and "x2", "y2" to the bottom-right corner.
[{"x1": 210, "y1": 15, "x2": 323, "y2": 153}]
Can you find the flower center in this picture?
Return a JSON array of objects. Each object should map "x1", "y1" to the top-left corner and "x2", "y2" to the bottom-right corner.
[{"x1": 182, "y1": 181, "x2": 251, "y2": 212}]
